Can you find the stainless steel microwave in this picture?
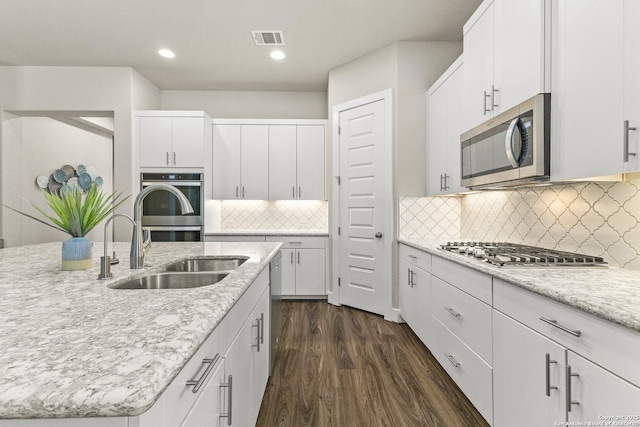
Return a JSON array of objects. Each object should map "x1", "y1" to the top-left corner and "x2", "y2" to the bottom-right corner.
[{"x1": 460, "y1": 93, "x2": 550, "y2": 189}]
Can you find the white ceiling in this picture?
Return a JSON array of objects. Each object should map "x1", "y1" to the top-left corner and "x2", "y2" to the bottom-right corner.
[{"x1": 0, "y1": 0, "x2": 482, "y2": 91}]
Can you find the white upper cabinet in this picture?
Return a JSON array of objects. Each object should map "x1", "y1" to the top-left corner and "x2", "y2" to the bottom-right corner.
[
  {"x1": 138, "y1": 112, "x2": 209, "y2": 168},
  {"x1": 212, "y1": 124, "x2": 269, "y2": 200},
  {"x1": 296, "y1": 125, "x2": 325, "y2": 200},
  {"x1": 463, "y1": 0, "x2": 549, "y2": 132},
  {"x1": 427, "y1": 56, "x2": 465, "y2": 195},
  {"x1": 552, "y1": 0, "x2": 640, "y2": 180},
  {"x1": 269, "y1": 125, "x2": 325, "y2": 200}
]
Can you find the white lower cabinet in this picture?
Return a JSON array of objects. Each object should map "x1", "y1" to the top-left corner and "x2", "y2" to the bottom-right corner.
[
  {"x1": 266, "y1": 236, "x2": 327, "y2": 297},
  {"x1": 566, "y1": 351, "x2": 640, "y2": 423},
  {"x1": 493, "y1": 311, "x2": 565, "y2": 427},
  {"x1": 398, "y1": 244, "x2": 433, "y2": 348},
  {"x1": 180, "y1": 358, "x2": 226, "y2": 427},
  {"x1": 493, "y1": 278, "x2": 640, "y2": 425}
]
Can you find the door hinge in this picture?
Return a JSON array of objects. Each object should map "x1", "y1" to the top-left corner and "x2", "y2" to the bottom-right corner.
[{"x1": 338, "y1": 277, "x2": 341, "y2": 287}]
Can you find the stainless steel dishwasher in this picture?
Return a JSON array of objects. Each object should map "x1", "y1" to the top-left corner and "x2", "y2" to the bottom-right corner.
[{"x1": 269, "y1": 251, "x2": 282, "y2": 374}]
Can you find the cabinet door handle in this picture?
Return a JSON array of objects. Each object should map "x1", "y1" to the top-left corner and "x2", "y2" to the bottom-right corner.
[
  {"x1": 242, "y1": 186, "x2": 245, "y2": 198},
  {"x1": 292, "y1": 186, "x2": 296, "y2": 198},
  {"x1": 483, "y1": 91, "x2": 491, "y2": 115},
  {"x1": 252, "y1": 319, "x2": 261, "y2": 352},
  {"x1": 539, "y1": 317, "x2": 581, "y2": 337},
  {"x1": 220, "y1": 374, "x2": 233, "y2": 425},
  {"x1": 260, "y1": 312, "x2": 265, "y2": 344},
  {"x1": 440, "y1": 174, "x2": 444, "y2": 191},
  {"x1": 166, "y1": 152, "x2": 170, "y2": 165},
  {"x1": 565, "y1": 365, "x2": 580, "y2": 413},
  {"x1": 185, "y1": 353, "x2": 220, "y2": 393},
  {"x1": 235, "y1": 186, "x2": 239, "y2": 198},
  {"x1": 297, "y1": 252, "x2": 300, "y2": 264},
  {"x1": 298, "y1": 186, "x2": 301, "y2": 198},
  {"x1": 545, "y1": 353, "x2": 558, "y2": 397},
  {"x1": 173, "y1": 151, "x2": 176, "y2": 165},
  {"x1": 443, "y1": 173, "x2": 449, "y2": 191},
  {"x1": 444, "y1": 306, "x2": 460, "y2": 318},
  {"x1": 445, "y1": 353, "x2": 460, "y2": 368},
  {"x1": 491, "y1": 85, "x2": 499, "y2": 110},
  {"x1": 624, "y1": 120, "x2": 637, "y2": 162},
  {"x1": 290, "y1": 251, "x2": 294, "y2": 264}
]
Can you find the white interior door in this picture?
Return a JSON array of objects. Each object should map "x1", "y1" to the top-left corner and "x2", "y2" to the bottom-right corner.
[{"x1": 337, "y1": 99, "x2": 388, "y2": 316}]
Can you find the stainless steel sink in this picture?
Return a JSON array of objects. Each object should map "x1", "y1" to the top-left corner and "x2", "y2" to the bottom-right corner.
[
  {"x1": 164, "y1": 256, "x2": 249, "y2": 273},
  {"x1": 110, "y1": 272, "x2": 228, "y2": 289}
]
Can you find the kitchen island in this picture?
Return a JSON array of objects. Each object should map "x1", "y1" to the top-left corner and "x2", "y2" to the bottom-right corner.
[{"x1": 0, "y1": 241, "x2": 281, "y2": 422}]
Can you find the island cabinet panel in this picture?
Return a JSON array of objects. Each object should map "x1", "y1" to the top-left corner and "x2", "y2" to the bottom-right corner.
[{"x1": 179, "y1": 359, "x2": 226, "y2": 427}]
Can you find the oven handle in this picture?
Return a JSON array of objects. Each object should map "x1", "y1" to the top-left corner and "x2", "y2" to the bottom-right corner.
[
  {"x1": 142, "y1": 181, "x2": 203, "y2": 187},
  {"x1": 143, "y1": 226, "x2": 203, "y2": 231}
]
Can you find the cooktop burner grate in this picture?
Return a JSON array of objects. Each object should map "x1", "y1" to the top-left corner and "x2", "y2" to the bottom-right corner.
[{"x1": 440, "y1": 242, "x2": 607, "y2": 267}]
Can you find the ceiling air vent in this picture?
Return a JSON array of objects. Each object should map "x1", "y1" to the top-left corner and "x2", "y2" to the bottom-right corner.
[{"x1": 251, "y1": 30, "x2": 285, "y2": 46}]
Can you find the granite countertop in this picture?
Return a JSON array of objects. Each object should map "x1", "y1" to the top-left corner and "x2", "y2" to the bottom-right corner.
[
  {"x1": 0, "y1": 241, "x2": 282, "y2": 419},
  {"x1": 399, "y1": 238, "x2": 640, "y2": 333},
  {"x1": 206, "y1": 229, "x2": 329, "y2": 236}
]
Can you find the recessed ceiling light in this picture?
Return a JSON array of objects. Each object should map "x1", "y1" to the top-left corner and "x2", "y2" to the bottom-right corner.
[
  {"x1": 270, "y1": 50, "x2": 285, "y2": 60},
  {"x1": 158, "y1": 49, "x2": 175, "y2": 59}
]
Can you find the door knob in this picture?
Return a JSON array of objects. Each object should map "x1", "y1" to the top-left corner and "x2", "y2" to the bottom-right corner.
[{"x1": 375, "y1": 232, "x2": 383, "y2": 238}]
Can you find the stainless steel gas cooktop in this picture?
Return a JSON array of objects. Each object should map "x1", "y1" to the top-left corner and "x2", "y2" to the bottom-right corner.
[{"x1": 440, "y1": 241, "x2": 607, "y2": 267}]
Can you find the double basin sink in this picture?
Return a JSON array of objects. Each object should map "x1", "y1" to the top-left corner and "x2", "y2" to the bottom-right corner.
[{"x1": 110, "y1": 256, "x2": 249, "y2": 290}]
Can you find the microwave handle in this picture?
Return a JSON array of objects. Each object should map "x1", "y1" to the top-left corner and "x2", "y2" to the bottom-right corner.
[{"x1": 505, "y1": 117, "x2": 528, "y2": 168}]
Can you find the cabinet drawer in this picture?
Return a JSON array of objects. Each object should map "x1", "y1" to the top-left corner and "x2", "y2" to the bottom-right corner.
[
  {"x1": 162, "y1": 327, "x2": 224, "y2": 427},
  {"x1": 432, "y1": 317, "x2": 493, "y2": 424},
  {"x1": 432, "y1": 276, "x2": 492, "y2": 364},
  {"x1": 399, "y1": 244, "x2": 431, "y2": 272},
  {"x1": 265, "y1": 235, "x2": 326, "y2": 249},
  {"x1": 494, "y1": 279, "x2": 640, "y2": 388},
  {"x1": 431, "y1": 255, "x2": 492, "y2": 304}
]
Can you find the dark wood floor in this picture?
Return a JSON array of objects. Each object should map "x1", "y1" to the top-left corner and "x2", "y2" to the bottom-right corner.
[{"x1": 256, "y1": 301, "x2": 489, "y2": 427}]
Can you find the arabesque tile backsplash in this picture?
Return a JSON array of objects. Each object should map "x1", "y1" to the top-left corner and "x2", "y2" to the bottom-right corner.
[
  {"x1": 220, "y1": 200, "x2": 328, "y2": 231},
  {"x1": 399, "y1": 173, "x2": 640, "y2": 269}
]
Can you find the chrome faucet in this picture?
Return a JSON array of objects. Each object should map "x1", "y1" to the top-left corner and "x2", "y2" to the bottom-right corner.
[
  {"x1": 98, "y1": 214, "x2": 135, "y2": 279},
  {"x1": 130, "y1": 183, "x2": 194, "y2": 269}
]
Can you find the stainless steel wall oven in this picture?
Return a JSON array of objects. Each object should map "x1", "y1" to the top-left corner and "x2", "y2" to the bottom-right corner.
[{"x1": 140, "y1": 173, "x2": 204, "y2": 241}]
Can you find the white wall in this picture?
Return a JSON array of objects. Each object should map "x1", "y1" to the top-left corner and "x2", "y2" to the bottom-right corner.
[
  {"x1": 161, "y1": 90, "x2": 327, "y2": 119},
  {"x1": 2, "y1": 117, "x2": 113, "y2": 247},
  {"x1": 0, "y1": 66, "x2": 161, "y2": 242},
  {"x1": 327, "y1": 41, "x2": 462, "y2": 311}
]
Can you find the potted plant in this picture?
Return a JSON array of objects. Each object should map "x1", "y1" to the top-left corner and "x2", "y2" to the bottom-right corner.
[{"x1": 5, "y1": 183, "x2": 128, "y2": 270}]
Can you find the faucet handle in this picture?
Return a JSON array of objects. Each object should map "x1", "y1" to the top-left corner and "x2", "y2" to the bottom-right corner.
[{"x1": 98, "y1": 255, "x2": 112, "y2": 280}]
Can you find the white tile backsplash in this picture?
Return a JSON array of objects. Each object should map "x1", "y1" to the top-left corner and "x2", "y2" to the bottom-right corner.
[
  {"x1": 399, "y1": 173, "x2": 640, "y2": 269},
  {"x1": 220, "y1": 200, "x2": 328, "y2": 231}
]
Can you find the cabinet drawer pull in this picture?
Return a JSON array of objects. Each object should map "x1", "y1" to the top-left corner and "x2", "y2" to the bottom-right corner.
[
  {"x1": 407, "y1": 254, "x2": 417, "y2": 260},
  {"x1": 185, "y1": 353, "x2": 221, "y2": 393},
  {"x1": 624, "y1": 120, "x2": 637, "y2": 162},
  {"x1": 166, "y1": 152, "x2": 170, "y2": 165},
  {"x1": 235, "y1": 186, "x2": 239, "y2": 198},
  {"x1": 444, "y1": 307, "x2": 460, "y2": 318},
  {"x1": 220, "y1": 374, "x2": 233, "y2": 425},
  {"x1": 292, "y1": 186, "x2": 296, "y2": 198},
  {"x1": 445, "y1": 353, "x2": 460, "y2": 368},
  {"x1": 260, "y1": 312, "x2": 265, "y2": 345},
  {"x1": 565, "y1": 365, "x2": 580, "y2": 413},
  {"x1": 173, "y1": 151, "x2": 176, "y2": 165},
  {"x1": 298, "y1": 186, "x2": 301, "y2": 198},
  {"x1": 539, "y1": 317, "x2": 581, "y2": 337},
  {"x1": 252, "y1": 319, "x2": 261, "y2": 352},
  {"x1": 242, "y1": 186, "x2": 245, "y2": 198},
  {"x1": 545, "y1": 353, "x2": 558, "y2": 397},
  {"x1": 483, "y1": 91, "x2": 491, "y2": 115},
  {"x1": 288, "y1": 241, "x2": 303, "y2": 245}
]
